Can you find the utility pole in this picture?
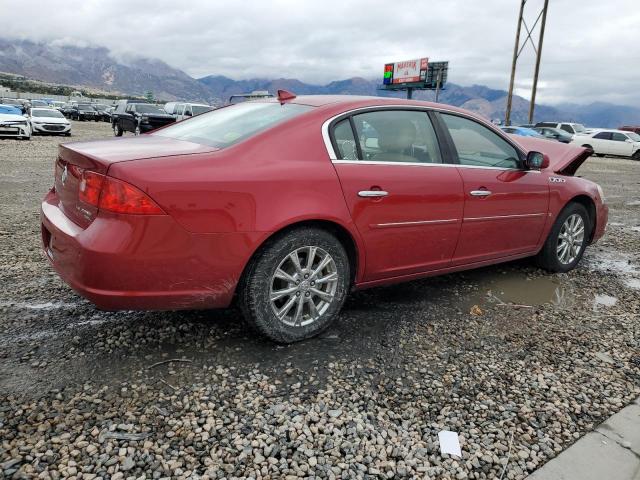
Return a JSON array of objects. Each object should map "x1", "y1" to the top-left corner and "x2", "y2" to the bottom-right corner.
[
  {"x1": 529, "y1": 0, "x2": 549, "y2": 123},
  {"x1": 505, "y1": 0, "x2": 525, "y2": 126},
  {"x1": 504, "y1": 0, "x2": 550, "y2": 126}
]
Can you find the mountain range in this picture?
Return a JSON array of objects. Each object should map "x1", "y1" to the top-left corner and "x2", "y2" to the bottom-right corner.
[{"x1": 0, "y1": 38, "x2": 637, "y2": 128}]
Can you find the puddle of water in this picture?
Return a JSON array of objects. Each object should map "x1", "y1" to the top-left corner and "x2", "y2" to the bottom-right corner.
[
  {"x1": 462, "y1": 270, "x2": 570, "y2": 310},
  {"x1": 586, "y1": 250, "x2": 640, "y2": 290},
  {"x1": 0, "y1": 301, "x2": 78, "y2": 310},
  {"x1": 593, "y1": 294, "x2": 617, "y2": 311}
]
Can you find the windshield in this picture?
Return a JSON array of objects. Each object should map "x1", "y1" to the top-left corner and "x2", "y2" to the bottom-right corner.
[
  {"x1": 627, "y1": 132, "x2": 640, "y2": 142},
  {"x1": 154, "y1": 102, "x2": 313, "y2": 148},
  {"x1": 192, "y1": 105, "x2": 213, "y2": 115},
  {"x1": 32, "y1": 109, "x2": 64, "y2": 118}
]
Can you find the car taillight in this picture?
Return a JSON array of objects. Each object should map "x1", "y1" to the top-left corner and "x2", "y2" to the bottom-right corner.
[{"x1": 79, "y1": 171, "x2": 164, "y2": 215}]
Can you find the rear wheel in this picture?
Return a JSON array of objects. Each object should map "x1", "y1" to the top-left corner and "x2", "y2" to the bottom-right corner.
[
  {"x1": 633, "y1": 150, "x2": 640, "y2": 161},
  {"x1": 537, "y1": 202, "x2": 590, "y2": 273},
  {"x1": 239, "y1": 227, "x2": 350, "y2": 343}
]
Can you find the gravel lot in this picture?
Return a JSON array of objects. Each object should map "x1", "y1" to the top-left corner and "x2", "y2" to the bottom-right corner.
[{"x1": 1, "y1": 121, "x2": 639, "y2": 479}]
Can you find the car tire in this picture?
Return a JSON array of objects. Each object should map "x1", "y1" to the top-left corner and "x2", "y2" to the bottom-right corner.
[
  {"x1": 581, "y1": 144, "x2": 593, "y2": 151},
  {"x1": 114, "y1": 123, "x2": 123, "y2": 137},
  {"x1": 239, "y1": 227, "x2": 350, "y2": 343},
  {"x1": 64, "y1": 132, "x2": 71, "y2": 137},
  {"x1": 633, "y1": 151, "x2": 640, "y2": 161},
  {"x1": 536, "y1": 202, "x2": 591, "y2": 273},
  {"x1": 134, "y1": 125, "x2": 141, "y2": 136}
]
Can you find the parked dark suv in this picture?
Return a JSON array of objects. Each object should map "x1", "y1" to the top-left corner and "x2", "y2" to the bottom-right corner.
[
  {"x1": 72, "y1": 104, "x2": 98, "y2": 121},
  {"x1": 112, "y1": 101, "x2": 175, "y2": 136}
]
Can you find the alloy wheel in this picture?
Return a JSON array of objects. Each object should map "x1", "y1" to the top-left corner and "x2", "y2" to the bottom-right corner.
[
  {"x1": 556, "y1": 213, "x2": 585, "y2": 264},
  {"x1": 269, "y1": 246, "x2": 339, "y2": 327}
]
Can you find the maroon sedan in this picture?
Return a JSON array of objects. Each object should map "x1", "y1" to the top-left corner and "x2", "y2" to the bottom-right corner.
[{"x1": 41, "y1": 92, "x2": 607, "y2": 342}]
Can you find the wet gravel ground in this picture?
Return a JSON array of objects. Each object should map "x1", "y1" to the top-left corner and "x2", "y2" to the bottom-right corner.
[{"x1": 0, "y1": 122, "x2": 639, "y2": 479}]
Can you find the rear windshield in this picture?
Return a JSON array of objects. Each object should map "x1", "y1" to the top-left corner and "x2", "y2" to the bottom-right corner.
[
  {"x1": 154, "y1": 102, "x2": 313, "y2": 148},
  {"x1": 135, "y1": 104, "x2": 165, "y2": 114},
  {"x1": 192, "y1": 105, "x2": 213, "y2": 115}
]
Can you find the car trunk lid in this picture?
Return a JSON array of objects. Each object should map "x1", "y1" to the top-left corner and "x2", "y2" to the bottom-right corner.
[
  {"x1": 55, "y1": 137, "x2": 218, "y2": 227},
  {"x1": 514, "y1": 137, "x2": 592, "y2": 175}
]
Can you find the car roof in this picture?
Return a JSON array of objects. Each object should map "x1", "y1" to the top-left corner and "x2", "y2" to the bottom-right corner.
[{"x1": 255, "y1": 94, "x2": 475, "y2": 117}]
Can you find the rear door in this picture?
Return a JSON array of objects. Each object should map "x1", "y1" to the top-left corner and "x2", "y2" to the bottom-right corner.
[
  {"x1": 329, "y1": 108, "x2": 464, "y2": 281},
  {"x1": 436, "y1": 112, "x2": 549, "y2": 265},
  {"x1": 591, "y1": 131, "x2": 612, "y2": 154}
]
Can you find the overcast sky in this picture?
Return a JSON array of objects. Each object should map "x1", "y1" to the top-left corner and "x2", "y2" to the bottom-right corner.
[{"x1": 2, "y1": 0, "x2": 639, "y2": 106}]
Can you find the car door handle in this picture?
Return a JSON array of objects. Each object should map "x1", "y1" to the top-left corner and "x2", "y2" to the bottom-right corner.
[
  {"x1": 470, "y1": 190, "x2": 492, "y2": 197},
  {"x1": 358, "y1": 190, "x2": 389, "y2": 198}
]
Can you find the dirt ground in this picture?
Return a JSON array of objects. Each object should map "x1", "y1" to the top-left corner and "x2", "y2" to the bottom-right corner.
[{"x1": 0, "y1": 121, "x2": 638, "y2": 479}]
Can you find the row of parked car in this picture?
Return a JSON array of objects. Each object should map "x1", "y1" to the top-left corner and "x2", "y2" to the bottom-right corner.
[
  {"x1": 0, "y1": 96, "x2": 217, "y2": 140},
  {"x1": 502, "y1": 121, "x2": 640, "y2": 160}
]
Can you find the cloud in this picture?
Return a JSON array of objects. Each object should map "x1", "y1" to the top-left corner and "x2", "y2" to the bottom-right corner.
[{"x1": 1, "y1": 0, "x2": 638, "y2": 106}]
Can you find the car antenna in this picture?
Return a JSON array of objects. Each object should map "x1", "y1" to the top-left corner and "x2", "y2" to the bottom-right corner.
[{"x1": 277, "y1": 89, "x2": 296, "y2": 103}]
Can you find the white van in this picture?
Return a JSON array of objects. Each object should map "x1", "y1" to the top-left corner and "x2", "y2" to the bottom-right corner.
[{"x1": 173, "y1": 103, "x2": 214, "y2": 122}]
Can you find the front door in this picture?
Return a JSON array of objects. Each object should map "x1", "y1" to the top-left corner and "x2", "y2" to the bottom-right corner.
[
  {"x1": 436, "y1": 113, "x2": 549, "y2": 265},
  {"x1": 330, "y1": 109, "x2": 464, "y2": 281}
]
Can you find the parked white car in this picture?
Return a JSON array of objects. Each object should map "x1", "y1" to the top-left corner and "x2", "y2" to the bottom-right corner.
[
  {"x1": 29, "y1": 108, "x2": 71, "y2": 136},
  {"x1": 0, "y1": 113, "x2": 31, "y2": 140},
  {"x1": 535, "y1": 122, "x2": 587, "y2": 136},
  {"x1": 173, "y1": 102, "x2": 214, "y2": 121},
  {"x1": 572, "y1": 129, "x2": 640, "y2": 160}
]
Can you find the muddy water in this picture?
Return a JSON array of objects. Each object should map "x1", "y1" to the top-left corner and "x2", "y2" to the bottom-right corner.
[{"x1": 460, "y1": 269, "x2": 571, "y2": 311}]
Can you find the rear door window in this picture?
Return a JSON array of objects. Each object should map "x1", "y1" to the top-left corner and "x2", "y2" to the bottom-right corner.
[
  {"x1": 440, "y1": 114, "x2": 521, "y2": 169},
  {"x1": 332, "y1": 119, "x2": 358, "y2": 160},
  {"x1": 593, "y1": 132, "x2": 612, "y2": 140},
  {"x1": 347, "y1": 110, "x2": 443, "y2": 163}
]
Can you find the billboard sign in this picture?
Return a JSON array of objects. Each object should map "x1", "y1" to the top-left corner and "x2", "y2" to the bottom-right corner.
[{"x1": 383, "y1": 58, "x2": 428, "y2": 86}]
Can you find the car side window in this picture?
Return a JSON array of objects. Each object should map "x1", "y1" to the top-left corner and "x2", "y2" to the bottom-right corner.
[
  {"x1": 333, "y1": 119, "x2": 358, "y2": 160},
  {"x1": 441, "y1": 114, "x2": 521, "y2": 169},
  {"x1": 611, "y1": 132, "x2": 628, "y2": 141},
  {"x1": 593, "y1": 132, "x2": 611, "y2": 140},
  {"x1": 348, "y1": 110, "x2": 442, "y2": 163},
  {"x1": 560, "y1": 124, "x2": 573, "y2": 134}
]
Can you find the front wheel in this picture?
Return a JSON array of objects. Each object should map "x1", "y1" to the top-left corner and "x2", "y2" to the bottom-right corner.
[
  {"x1": 113, "y1": 123, "x2": 123, "y2": 137},
  {"x1": 239, "y1": 227, "x2": 350, "y2": 343},
  {"x1": 537, "y1": 203, "x2": 591, "y2": 273}
]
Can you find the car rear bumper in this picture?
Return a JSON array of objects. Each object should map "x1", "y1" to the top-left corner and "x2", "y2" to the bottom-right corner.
[{"x1": 40, "y1": 190, "x2": 264, "y2": 310}]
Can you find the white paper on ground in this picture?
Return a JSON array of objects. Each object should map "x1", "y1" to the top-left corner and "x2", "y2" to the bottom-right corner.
[{"x1": 438, "y1": 430, "x2": 462, "y2": 457}]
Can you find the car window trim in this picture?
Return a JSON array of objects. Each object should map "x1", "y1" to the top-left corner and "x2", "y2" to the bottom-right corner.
[{"x1": 323, "y1": 105, "x2": 528, "y2": 170}]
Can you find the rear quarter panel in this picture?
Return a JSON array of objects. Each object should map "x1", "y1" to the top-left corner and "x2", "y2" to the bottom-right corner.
[{"x1": 106, "y1": 113, "x2": 366, "y2": 280}]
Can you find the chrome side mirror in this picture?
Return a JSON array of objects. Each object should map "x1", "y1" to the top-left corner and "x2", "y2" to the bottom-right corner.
[{"x1": 526, "y1": 151, "x2": 549, "y2": 170}]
